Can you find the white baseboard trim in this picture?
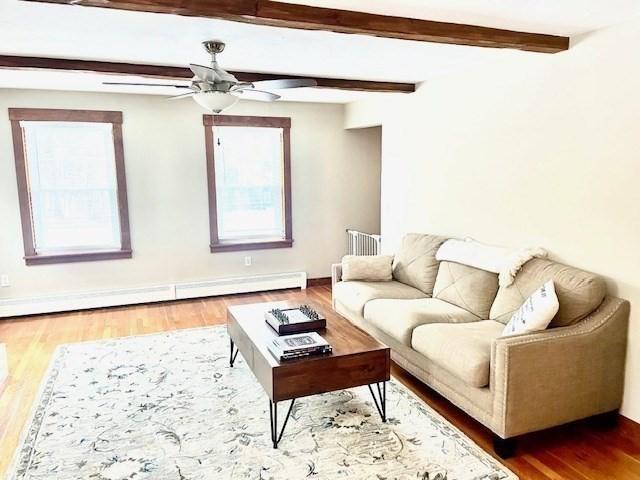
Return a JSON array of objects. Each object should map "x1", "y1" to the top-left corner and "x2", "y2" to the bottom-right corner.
[{"x1": 0, "y1": 271, "x2": 308, "y2": 318}]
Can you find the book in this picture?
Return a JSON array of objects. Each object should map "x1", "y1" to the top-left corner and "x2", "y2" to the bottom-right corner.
[
  {"x1": 267, "y1": 332, "x2": 332, "y2": 361},
  {"x1": 265, "y1": 305, "x2": 326, "y2": 335},
  {"x1": 268, "y1": 345, "x2": 332, "y2": 361}
]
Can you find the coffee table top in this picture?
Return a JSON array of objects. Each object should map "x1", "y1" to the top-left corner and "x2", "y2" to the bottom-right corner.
[
  {"x1": 227, "y1": 300, "x2": 390, "y2": 401},
  {"x1": 228, "y1": 300, "x2": 387, "y2": 364}
]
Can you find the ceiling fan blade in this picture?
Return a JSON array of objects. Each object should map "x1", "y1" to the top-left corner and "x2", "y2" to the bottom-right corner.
[
  {"x1": 250, "y1": 78, "x2": 318, "y2": 90},
  {"x1": 233, "y1": 88, "x2": 281, "y2": 102},
  {"x1": 190, "y1": 63, "x2": 220, "y2": 83},
  {"x1": 168, "y1": 91, "x2": 197, "y2": 100},
  {"x1": 214, "y1": 65, "x2": 238, "y2": 83},
  {"x1": 102, "y1": 82, "x2": 192, "y2": 88}
]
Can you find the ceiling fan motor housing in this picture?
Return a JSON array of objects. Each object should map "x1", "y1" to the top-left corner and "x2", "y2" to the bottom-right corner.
[{"x1": 203, "y1": 40, "x2": 226, "y2": 55}]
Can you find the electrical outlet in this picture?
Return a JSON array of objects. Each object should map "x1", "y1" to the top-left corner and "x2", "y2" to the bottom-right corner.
[
  {"x1": 0, "y1": 274, "x2": 9, "y2": 287},
  {"x1": 244, "y1": 256, "x2": 252, "y2": 267}
]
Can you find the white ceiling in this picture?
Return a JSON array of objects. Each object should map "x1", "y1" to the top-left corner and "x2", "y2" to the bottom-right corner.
[{"x1": 1, "y1": 0, "x2": 639, "y2": 103}]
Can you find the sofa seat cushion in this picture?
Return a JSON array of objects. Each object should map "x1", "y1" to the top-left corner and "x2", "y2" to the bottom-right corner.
[
  {"x1": 332, "y1": 280, "x2": 427, "y2": 316},
  {"x1": 364, "y1": 298, "x2": 480, "y2": 347},
  {"x1": 411, "y1": 320, "x2": 505, "y2": 388},
  {"x1": 490, "y1": 258, "x2": 607, "y2": 327}
]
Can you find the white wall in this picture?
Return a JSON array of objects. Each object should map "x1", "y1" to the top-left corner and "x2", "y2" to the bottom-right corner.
[
  {"x1": 346, "y1": 18, "x2": 640, "y2": 422},
  {"x1": 0, "y1": 89, "x2": 381, "y2": 298}
]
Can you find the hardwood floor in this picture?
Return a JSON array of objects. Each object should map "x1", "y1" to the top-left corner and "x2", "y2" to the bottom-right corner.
[{"x1": 0, "y1": 285, "x2": 639, "y2": 479}]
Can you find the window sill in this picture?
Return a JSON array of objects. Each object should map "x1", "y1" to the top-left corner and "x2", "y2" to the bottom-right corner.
[
  {"x1": 24, "y1": 249, "x2": 132, "y2": 265},
  {"x1": 210, "y1": 239, "x2": 293, "y2": 253}
]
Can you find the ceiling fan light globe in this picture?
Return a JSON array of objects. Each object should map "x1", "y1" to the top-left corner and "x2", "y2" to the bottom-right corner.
[{"x1": 193, "y1": 91, "x2": 238, "y2": 113}]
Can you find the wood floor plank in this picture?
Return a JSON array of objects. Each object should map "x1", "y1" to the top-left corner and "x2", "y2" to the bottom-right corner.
[
  {"x1": 0, "y1": 285, "x2": 638, "y2": 478},
  {"x1": 523, "y1": 451, "x2": 591, "y2": 480}
]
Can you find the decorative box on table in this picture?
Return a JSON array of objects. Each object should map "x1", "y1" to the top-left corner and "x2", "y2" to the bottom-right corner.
[{"x1": 265, "y1": 305, "x2": 326, "y2": 335}]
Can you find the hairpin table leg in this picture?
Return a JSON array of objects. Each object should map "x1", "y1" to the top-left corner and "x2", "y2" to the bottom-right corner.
[
  {"x1": 269, "y1": 398, "x2": 296, "y2": 449},
  {"x1": 367, "y1": 381, "x2": 387, "y2": 422},
  {"x1": 229, "y1": 338, "x2": 239, "y2": 367}
]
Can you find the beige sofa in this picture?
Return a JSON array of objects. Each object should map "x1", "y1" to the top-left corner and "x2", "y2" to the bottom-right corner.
[{"x1": 332, "y1": 233, "x2": 629, "y2": 457}]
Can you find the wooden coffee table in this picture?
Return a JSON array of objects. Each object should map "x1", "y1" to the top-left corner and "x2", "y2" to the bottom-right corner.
[{"x1": 226, "y1": 301, "x2": 390, "y2": 449}]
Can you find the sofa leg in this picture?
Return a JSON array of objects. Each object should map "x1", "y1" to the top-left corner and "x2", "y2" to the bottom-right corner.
[
  {"x1": 592, "y1": 410, "x2": 619, "y2": 429},
  {"x1": 493, "y1": 435, "x2": 516, "y2": 459}
]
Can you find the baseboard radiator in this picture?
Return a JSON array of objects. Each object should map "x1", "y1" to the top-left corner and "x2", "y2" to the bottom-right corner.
[
  {"x1": 347, "y1": 229, "x2": 381, "y2": 256},
  {"x1": 0, "y1": 271, "x2": 307, "y2": 318}
]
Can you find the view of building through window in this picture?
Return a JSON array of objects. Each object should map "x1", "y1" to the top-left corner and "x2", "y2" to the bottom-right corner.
[{"x1": 21, "y1": 121, "x2": 122, "y2": 253}]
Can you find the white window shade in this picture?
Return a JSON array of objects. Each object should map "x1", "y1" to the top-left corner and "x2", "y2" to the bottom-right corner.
[
  {"x1": 21, "y1": 121, "x2": 122, "y2": 253},
  {"x1": 213, "y1": 126, "x2": 286, "y2": 241}
]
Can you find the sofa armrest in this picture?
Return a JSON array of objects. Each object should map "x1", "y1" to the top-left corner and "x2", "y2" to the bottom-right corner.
[
  {"x1": 491, "y1": 296, "x2": 629, "y2": 438},
  {"x1": 331, "y1": 263, "x2": 343, "y2": 309},
  {"x1": 331, "y1": 263, "x2": 343, "y2": 287}
]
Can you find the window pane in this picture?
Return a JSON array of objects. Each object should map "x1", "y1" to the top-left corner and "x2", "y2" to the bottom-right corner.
[
  {"x1": 213, "y1": 126, "x2": 285, "y2": 240},
  {"x1": 21, "y1": 121, "x2": 121, "y2": 253}
]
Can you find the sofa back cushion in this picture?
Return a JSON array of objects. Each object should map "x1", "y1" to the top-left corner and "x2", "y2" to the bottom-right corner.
[
  {"x1": 433, "y1": 261, "x2": 499, "y2": 319},
  {"x1": 490, "y1": 258, "x2": 607, "y2": 327},
  {"x1": 392, "y1": 233, "x2": 448, "y2": 295}
]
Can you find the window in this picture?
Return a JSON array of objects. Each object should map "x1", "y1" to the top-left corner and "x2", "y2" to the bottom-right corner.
[
  {"x1": 9, "y1": 108, "x2": 131, "y2": 265},
  {"x1": 204, "y1": 115, "x2": 292, "y2": 252}
]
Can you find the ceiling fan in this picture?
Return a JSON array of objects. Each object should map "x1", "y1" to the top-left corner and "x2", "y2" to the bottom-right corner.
[{"x1": 103, "y1": 40, "x2": 318, "y2": 113}]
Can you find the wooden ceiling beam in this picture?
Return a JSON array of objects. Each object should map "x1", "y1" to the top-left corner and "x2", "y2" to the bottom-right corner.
[
  {"x1": 21, "y1": 0, "x2": 569, "y2": 53},
  {"x1": 0, "y1": 55, "x2": 415, "y2": 93}
]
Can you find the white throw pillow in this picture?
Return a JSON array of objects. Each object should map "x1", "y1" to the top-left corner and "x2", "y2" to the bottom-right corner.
[
  {"x1": 341, "y1": 255, "x2": 393, "y2": 282},
  {"x1": 502, "y1": 280, "x2": 559, "y2": 336}
]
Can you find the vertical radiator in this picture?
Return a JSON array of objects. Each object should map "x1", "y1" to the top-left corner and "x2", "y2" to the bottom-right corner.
[{"x1": 347, "y1": 229, "x2": 381, "y2": 256}]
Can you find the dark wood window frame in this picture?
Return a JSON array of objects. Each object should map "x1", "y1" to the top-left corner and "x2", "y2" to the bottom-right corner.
[
  {"x1": 9, "y1": 108, "x2": 132, "y2": 265},
  {"x1": 203, "y1": 114, "x2": 293, "y2": 253}
]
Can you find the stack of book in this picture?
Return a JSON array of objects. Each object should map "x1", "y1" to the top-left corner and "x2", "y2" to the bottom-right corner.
[{"x1": 267, "y1": 332, "x2": 332, "y2": 361}]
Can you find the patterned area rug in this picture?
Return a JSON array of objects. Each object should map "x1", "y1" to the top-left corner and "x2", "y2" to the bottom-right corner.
[{"x1": 8, "y1": 326, "x2": 516, "y2": 480}]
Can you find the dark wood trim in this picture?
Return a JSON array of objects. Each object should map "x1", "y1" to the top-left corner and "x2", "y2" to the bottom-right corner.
[
  {"x1": 205, "y1": 115, "x2": 293, "y2": 253},
  {"x1": 111, "y1": 122, "x2": 132, "y2": 253},
  {"x1": 20, "y1": 1, "x2": 569, "y2": 53},
  {"x1": 0, "y1": 55, "x2": 415, "y2": 93},
  {"x1": 8, "y1": 108, "x2": 132, "y2": 265},
  {"x1": 204, "y1": 124, "x2": 220, "y2": 250},
  {"x1": 8, "y1": 108, "x2": 122, "y2": 123},
  {"x1": 255, "y1": 2, "x2": 569, "y2": 53},
  {"x1": 10, "y1": 118, "x2": 36, "y2": 259},
  {"x1": 203, "y1": 115, "x2": 291, "y2": 128},
  {"x1": 307, "y1": 277, "x2": 332, "y2": 287},
  {"x1": 24, "y1": 250, "x2": 132, "y2": 266},
  {"x1": 282, "y1": 121, "x2": 293, "y2": 245},
  {"x1": 210, "y1": 239, "x2": 293, "y2": 253}
]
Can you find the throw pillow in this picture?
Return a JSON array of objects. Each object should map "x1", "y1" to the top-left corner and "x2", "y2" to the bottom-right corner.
[
  {"x1": 341, "y1": 255, "x2": 394, "y2": 282},
  {"x1": 502, "y1": 280, "x2": 559, "y2": 336}
]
